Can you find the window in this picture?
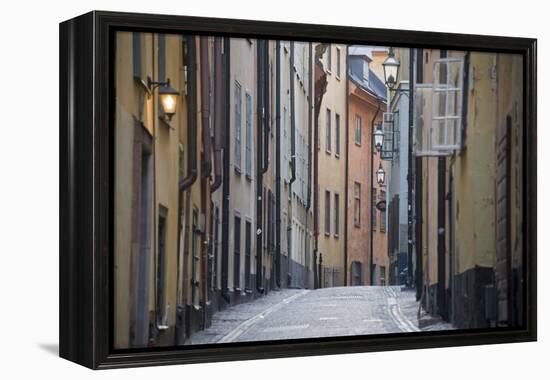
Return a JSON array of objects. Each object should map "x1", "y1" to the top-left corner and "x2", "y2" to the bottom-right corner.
[
  {"x1": 325, "y1": 190, "x2": 331, "y2": 235},
  {"x1": 233, "y1": 215, "x2": 241, "y2": 289},
  {"x1": 380, "y1": 266, "x2": 386, "y2": 286},
  {"x1": 414, "y1": 57, "x2": 464, "y2": 156},
  {"x1": 245, "y1": 92, "x2": 253, "y2": 178},
  {"x1": 132, "y1": 33, "x2": 142, "y2": 80},
  {"x1": 336, "y1": 47, "x2": 341, "y2": 78},
  {"x1": 326, "y1": 108, "x2": 331, "y2": 153},
  {"x1": 334, "y1": 193, "x2": 340, "y2": 237},
  {"x1": 335, "y1": 113, "x2": 340, "y2": 156},
  {"x1": 380, "y1": 190, "x2": 387, "y2": 232},
  {"x1": 380, "y1": 112, "x2": 395, "y2": 160},
  {"x1": 245, "y1": 220, "x2": 252, "y2": 290},
  {"x1": 354, "y1": 114, "x2": 362, "y2": 145},
  {"x1": 432, "y1": 57, "x2": 464, "y2": 151},
  {"x1": 234, "y1": 81, "x2": 242, "y2": 172},
  {"x1": 327, "y1": 44, "x2": 332, "y2": 72},
  {"x1": 372, "y1": 188, "x2": 377, "y2": 230},
  {"x1": 156, "y1": 206, "x2": 167, "y2": 327},
  {"x1": 158, "y1": 34, "x2": 166, "y2": 82},
  {"x1": 354, "y1": 182, "x2": 361, "y2": 227}
]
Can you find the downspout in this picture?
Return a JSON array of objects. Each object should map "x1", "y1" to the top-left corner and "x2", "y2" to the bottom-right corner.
[
  {"x1": 275, "y1": 41, "x2": 282, "y2": 288},
  {"x1": 262, "y1": 43, "x2": 270, "y2": 175},
  {"x1": 313, "y1": 46, "x2": 328, "y2": 288},
  {"x1": 199, "y1": 36, "x2": 212, "y2": 327},
  {"x1": 256, "y1": 40, "x2": 265, "y2": 293},
  {"x1": 221, "y1": 37, "x2": 231, "y2": 303},
  {"x1": 180, "y1": 36, "x2": 198, "y2": 192},
  {"x1": 289, "y1": 41, "x2": 297, "y2": 185},
  {"x1": 287, "y1": 41, "x2": 297, "y2": 286},
  {"x1": 370, "y1": 96, "x2": 382, "y2": 286},
  {"x1": 306, "y1": 42, "x2": 313, "y2": 211},
  {"x1": 211, "y1": 38, "x2": 223, "y2": 192},
  {"x1": 178, "y1": 36, "x2": 198, "y2": 342},
  {"x1": 306, "y1": 43, "x2": 313, "y2": 288},
  {"x1": 343, "y1": 45, "x2": 349, "y2": 286},
  {"x1": 407, "y1": 48, "x2": 415, "y2": 287}
]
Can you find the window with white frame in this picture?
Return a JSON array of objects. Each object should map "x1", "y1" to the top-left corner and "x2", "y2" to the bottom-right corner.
[
  {"x1": 413, "y1": 57, "x2": 464, "y2": 156},
  {"x1": 336, "y1": 47, "x2": 341, "y2": 78},
  {"x1": 326, "y1": 108, "x2": 332, "y2": 153},
  {"x1": 335, "y1": 113, "x2": 340, "y2": 156},
  {"x1": 431, "y1": 57, "x2": 464, "y2": 151},
  {"x1": 354, "y1": 114, "x2": 362, "y2": 145},
  {"x1": 234, "y1": 81, "x2": 242, "y2": 171},
  {"x1": 245, "y1": 92, "x2": 253, "y2": 178}
]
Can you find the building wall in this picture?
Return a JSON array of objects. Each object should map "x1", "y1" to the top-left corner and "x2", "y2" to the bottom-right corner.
[
  {"x1": 278, "y1": 41, "x2": 314, "y2": 289},
  {"x1": 228, "y1": 38, "x2": 257, "y2": 296},
  {"x1": 114, "y1": 32, "x2": 191, "y2": 348},
  {"x1": 387, "y1": 81, "x2": 409, "y2": 285},
  {"x1": 316, "y1": 43, "x2": 348, "y2": 287},
  {"x1": 346, "y1": 82, "x2": 385, "y2": 286},
  {"x1": 373, "y1": 151, "x2": 389, "y2": 285},
  {"x1": 414, "y1": 48, "x2": 522, "y2": 328}
]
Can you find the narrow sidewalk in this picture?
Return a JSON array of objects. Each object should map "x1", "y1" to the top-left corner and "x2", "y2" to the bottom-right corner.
[{"x1": 186, "y1": 288, "x2": 307, "y2": 345}]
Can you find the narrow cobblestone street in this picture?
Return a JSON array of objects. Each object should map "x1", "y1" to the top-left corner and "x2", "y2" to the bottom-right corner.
[{"x1": 188, "y1": 286, "x2": 454, "y2": 345}]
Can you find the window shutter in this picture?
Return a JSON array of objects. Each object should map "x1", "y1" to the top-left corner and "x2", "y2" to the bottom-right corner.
[
  {"x1": 158, "y1": 34, "x2": 166, "y2": 82},
  {"x1": 380, "y1": 112, "x2": 395, "y2": 161},
  {"x1": 132, "y1": 32, "x2": 142, "y2": 80}
]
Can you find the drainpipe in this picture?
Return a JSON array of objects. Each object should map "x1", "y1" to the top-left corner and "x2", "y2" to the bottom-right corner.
[
  {"x1": 313, "y1": 46, "x2": 328, "y2": 288},
  {"x1": 221, "y1": 37, "x2": 231, "y2": 303},
  {"x1": 275, "y1": 41, "x2": 282, "y2": 288},
  {"x1": 179, "y1": 36, "x2": 198, "y2": 192},
  {"x1": 306, "y1": 43, "x2": 313, "y2": 211},
  {"x1": 177, "y1": 36, "x2": 198, "y2": 343},
  {"x1": 256, "y1": 40, "x2": 266, "y2": 294},
  {"x1": 262, "y1": 43, "x2": 270, "y2": 175},
  {"x1": 200, "y1": 37, "x2": 213, "y2": 179},
  {"x1": 343, "y1": 45, "x2": 349, "y2": 286},
  {"x1": 407, "y1": 48, "x2": 415, "y2": 288},
  {"x1": 306, "y1": 43, "x2": 313, "y2": 288},
  {"x1": 370, "y1": 96, "x2": 382, "y2": 286},
  {"x1": 199, "y1": 36, "x2": 212, "y2": 328},
  {"x1": 289, "y1": 41, "x2": 297, "y2": 185},
  {"x1": 211, "y1": 38, "x2": 223, "y2": 192}
]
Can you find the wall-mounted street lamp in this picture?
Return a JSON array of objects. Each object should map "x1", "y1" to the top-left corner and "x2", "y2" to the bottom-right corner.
[
  {"x1": 373, "y1": 123, "x2": 384, "y2": 152},
  {"x1": 376, "y1": 162, "x2": 386, "y2": 185},
  {"x1": 147, "y1": 76, "x2": 180, "y2": 120},
  {"x1": 383, "y1": 47, "x2": 400, "y2": 90}
]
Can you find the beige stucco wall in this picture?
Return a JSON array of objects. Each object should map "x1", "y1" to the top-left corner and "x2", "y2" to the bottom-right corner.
[{"x1": 316, "y1": 43, "x2": 347, "y2": 286}]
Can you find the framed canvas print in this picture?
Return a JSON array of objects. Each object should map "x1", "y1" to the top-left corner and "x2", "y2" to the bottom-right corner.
[{"x1": 59, "y1": 10, "x2": 537, "y2": 369}]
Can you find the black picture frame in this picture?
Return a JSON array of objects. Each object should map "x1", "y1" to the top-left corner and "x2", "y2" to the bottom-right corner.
[{"x1": 59, "y1": 10, "x2": 537, "y2": 369}]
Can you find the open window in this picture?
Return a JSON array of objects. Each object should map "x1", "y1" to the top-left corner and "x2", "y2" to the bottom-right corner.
[
  {"x1": 431, "y1": 57, "x2": 464, "y2": 151},
  {"x1": 414, "y1": 84, "x2": 448, "y2": 156},
  {"x1": 413, "y1": 57, "x2": 464, "y2": 156},
  {"x1": 380, "y1": 112, "x2": 395, "y2": 161}
]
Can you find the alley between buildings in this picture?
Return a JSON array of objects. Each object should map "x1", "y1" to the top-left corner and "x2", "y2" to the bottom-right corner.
[{"x1": 187, "y1": 286, "x2": 453, "y2": 345}]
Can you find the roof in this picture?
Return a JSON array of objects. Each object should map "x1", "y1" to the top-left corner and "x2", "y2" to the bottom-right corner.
[{"x1": 348, "y1": 55, "x2": 387, "y2": 101}]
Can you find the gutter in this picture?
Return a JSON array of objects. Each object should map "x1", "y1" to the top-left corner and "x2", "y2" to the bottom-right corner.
[
  {"x1": 275, "y1": 41, "x2": 282, "y2": 288},
  {"x1": 221, "y1": 37, "x2": 231, "y2": 304},
  {"x1": 211, "y1": 38, "x2": 223, "y2": 192}
]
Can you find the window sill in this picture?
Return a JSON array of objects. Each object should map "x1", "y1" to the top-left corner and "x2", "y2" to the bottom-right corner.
[
  {"x1": 354, "y1": 223, "x2": 361, "y2": 228},
  {"x1": 234, "y1": 167, "x2": 242, "y2": 175},
  {"x1": 335, "y1": 153, "x2": 340, "y2": 159},
  {"x1": 245, "y1": 174, "x2": 253, "y2": 181},
  {"x1": 355, "y1": 142, "x2": 362, "y2": 147}
]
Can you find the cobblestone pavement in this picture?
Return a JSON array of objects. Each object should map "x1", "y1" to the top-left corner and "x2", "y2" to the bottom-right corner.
[{"x1": 188, "y1": 286, "x2": 454, "y2": 345}]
